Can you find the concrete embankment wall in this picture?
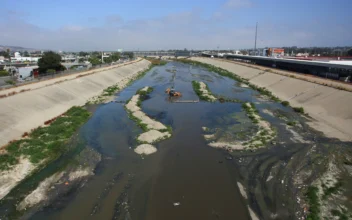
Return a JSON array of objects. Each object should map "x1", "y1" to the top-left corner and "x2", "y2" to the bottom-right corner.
[
  {"x1": 0, "y1": 59, "x2": 150, "y2": 147},
  {"x1": 192, "y1": 57, "x2": 352, "y2": 141}
]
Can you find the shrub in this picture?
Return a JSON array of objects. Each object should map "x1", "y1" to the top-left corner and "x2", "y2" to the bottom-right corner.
[
  {"x1": 5, "y1": 80, "x2": 15, "y2": 85},
  {"x1": 305, "y1": 186, "x2": 320, "y2": 220},
  {"x1": 0, "y1": 106, "x2": 90, "y2": 171},
  {"x1": 192, "y1": 81, "x2": 214, "y2": 102},
  {"x1": 287, "y1": 121, "x2": 296, "y2": 126},
  {"x1": 293, "y1": 107, "x2": 304, "y2": 114},
  {"x1": 281, "y1": 101, "x2": 290, "y2": 106},
  {"x1": 47, "y1": 69, "x2": 56, "y2": 74},
  {"x1": 22, "y1": 132, "x2": 29, "y2": 137},
  {"x1": 0, "y1": 70, "x2": 9, "y2": 76}
]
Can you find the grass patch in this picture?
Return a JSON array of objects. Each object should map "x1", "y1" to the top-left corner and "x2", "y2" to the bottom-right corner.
[
  {"x1": 89, "y1": 63, "x2": 155, "y2": 104},
  {"x1": 0, "y1": 106, "x2": 90, "y2": 171},
  {"x1": 242, "y1": 103, "x2": 260, "y2": 124},
  {"x1": 322, "y1": 181, "x2": 342, "y2": 199},
  {"x1": 125, "y1": 108, "x2": 149, "y2": 132},
  {"x1": 192, "y1": 80, "x2": 214, "y2": 102},
  {"x1": 0, "y1": 70, "x2": 9, "y2": 76},
  {"x1": 281, "y1": 101, "x2": 290, "y2": 106},
  {"x1": 5, "y1": 80, "x2": 16, "y2": 85},
  {"x1": 287, "y1": 121, "x2": 296, "y2": 126},
  {"x1": 331, "y1": 208, "x2": 349, "y2": 220},
  {"x1": 241, "y1": 103, "x2": 252, "y2": 112},
  {"x1": 159, "y1": 125, "x2": 173, "y2": 133},
  {"x1": 136, "y1": 87, "x2": 154, "y2": 103},
  {"x1": 136, "y1": 87, "x2": 153, "y2": 97},
  {"x1": 125, "y1": 87, "x2": 172, "y2": 135},
  {"x1": 102, "y1": 85, "x2": 119, "y2": 96},
  {"x1": 306, "y1": 186, "x2": 320, "y2": 220},
  {"x1": 176, "y1": 59, "x2": 284, "y2": 102},
  {"x1": 293, "y1": 107, "x2": 305, "y2": 114}
]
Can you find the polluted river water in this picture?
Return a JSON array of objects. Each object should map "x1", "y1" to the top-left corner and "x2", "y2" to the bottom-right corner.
[{"x1": 1, "y1": 61, "x2": 351, "y2": 220}]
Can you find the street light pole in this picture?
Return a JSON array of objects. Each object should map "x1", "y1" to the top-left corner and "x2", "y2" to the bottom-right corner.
[{"x1": 254, "y1": 22, "x2": 258, "y2": 56}]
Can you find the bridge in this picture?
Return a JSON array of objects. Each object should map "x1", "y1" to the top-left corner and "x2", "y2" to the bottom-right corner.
[
  {"x1": 201, "y1": 52, "x2": 352, "y2": 81},
  {"x1": 132, "y1": 50, "x2": 199, "y2": 58},
  {"x1": 0, "y1": 62, "x2": 91, "y2": 70},
  {"x1": 0, "y1": 63, "x2": 38, "y2": 69},
  {"x1": 133, "y1": 51, "x2": 176, "y2": 57}
]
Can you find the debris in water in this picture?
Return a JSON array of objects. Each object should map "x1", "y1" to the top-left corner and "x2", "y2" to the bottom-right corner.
[
  {"x1": 226, "y1": 156, "x2": 233, "y2": 160},
  {"x1": 173, "y1": 202, "x2": 181, "y2": 206}
]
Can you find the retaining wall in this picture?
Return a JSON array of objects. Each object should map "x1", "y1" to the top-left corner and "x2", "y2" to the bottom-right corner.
[
  {"x1": 0, "y1": 59, "x2": 150, "y2": 147},
  {"x1": 192, "y1": 57, "x2": 352, "y2": 141}
]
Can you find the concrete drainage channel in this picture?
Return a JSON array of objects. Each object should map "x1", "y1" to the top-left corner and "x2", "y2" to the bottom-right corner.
[
  {"x1": 0, "y1": 59, "x2": 351, "y2": 220},
  {"x1": 0, "y1": 59, "x2": 150, "y2": 147}
]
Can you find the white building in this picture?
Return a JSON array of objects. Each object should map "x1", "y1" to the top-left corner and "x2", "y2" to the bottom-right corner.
[
  {"x1": 296, "y1": 53, "x2": 310, "y2": 57},
  {"x1": 61, "y1": 54, "x2": 77, "y2": 62},
  {"x1": 11, "y1": 52, "x2": 41, "y2": 63}
]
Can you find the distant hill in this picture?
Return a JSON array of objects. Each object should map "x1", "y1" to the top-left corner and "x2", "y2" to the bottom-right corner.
[{"x1": 0, "y1": 45, "x2": 38, "y2": 52}]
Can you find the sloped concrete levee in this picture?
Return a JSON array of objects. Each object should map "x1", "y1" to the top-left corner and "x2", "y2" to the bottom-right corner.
[
  {"x1": 0, "y1": 59, "x2": 150, "y2": 147},
  {"x1": 192, "y1": 57, "x2": 352, "y2": 141}
]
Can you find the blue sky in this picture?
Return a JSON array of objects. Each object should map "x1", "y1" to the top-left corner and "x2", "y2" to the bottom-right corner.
[{"x1": 1, "y1": 0, "x2": 351, "y2": 51}]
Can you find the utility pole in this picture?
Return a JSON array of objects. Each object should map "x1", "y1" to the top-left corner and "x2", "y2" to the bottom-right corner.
[{"x1": 254, "y1": 22, "x2": 258, "y2": 56}]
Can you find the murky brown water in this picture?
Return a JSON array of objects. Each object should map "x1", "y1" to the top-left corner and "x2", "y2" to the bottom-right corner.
[{"x1": 29, "y1": 62, "x2": 250, "y2": 220}]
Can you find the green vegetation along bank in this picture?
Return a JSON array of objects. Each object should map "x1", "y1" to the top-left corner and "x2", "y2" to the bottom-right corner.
[
  {"x1": 0, "y1": 106, "x2": 90, "y2": 200},
  {"x1": 178, "y1": 59, "x2": 306, "y2": 114}
]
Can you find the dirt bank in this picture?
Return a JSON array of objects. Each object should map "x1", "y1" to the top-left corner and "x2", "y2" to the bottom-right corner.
[
  {"x1": 192, "y1": 57, "x2": 352, "y2": 141},
  {"x1": 0, "y1": 59, "x2": 151, "y2": 147},
  {"x1": 15, "y1": 147, "x2": 101, "y2": 218}
]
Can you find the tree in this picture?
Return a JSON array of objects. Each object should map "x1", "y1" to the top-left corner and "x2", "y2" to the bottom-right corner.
[
  {"x1": 348, "y1": 49, "x2": 352, "y2": 56},
  {"x1": 78, "y1": 58, "x2": 85, "y2": 63},
  {"x1": 88, "y1": 56, "x2": 102, "y2": 66},
  {"x1": 23, "y1": 51, "x2": 30, "y2": 57},
  {"x1": 104, "y1": 57, "x2": 113, "y2": 63},
  {"x1": 79, "y1": 51, "x2": 89, "y2": 57},
  {"x1": 0, "y1": 51, "x2": 10, "y2": 58},
  {"x1": 38, "y1": 51, "x2": 64, "y2": 73},
  {"x1": 123, "y1": 52, "x2": 134, "y2": 59},
  {"x1": 110, "y1": 52, "x2": 120, "y2": 62},
  {"x1": 91, "y1": 51, "x2": 101, "y2": 57}
]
